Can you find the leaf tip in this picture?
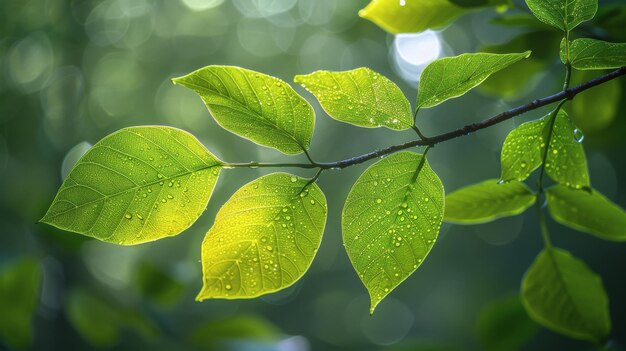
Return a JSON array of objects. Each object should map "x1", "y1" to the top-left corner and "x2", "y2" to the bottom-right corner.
[{"x1": 522, "y1": 50, "x2": 532, "y2": 58}]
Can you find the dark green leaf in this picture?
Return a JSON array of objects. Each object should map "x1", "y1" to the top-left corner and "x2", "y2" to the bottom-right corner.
[
  {"x1": 0, "y1": 258, "x2": 40, "y2": 350},
  {"x1": 444, "y1": 179, "x2": 536, "y2": 224},
  {"x1": 521, "y1": 247, "x2": 610, "y2": 343},
  {"x1": 547, "y1": 185, "x2": 626, "y2": 241},
  {"x1": 475, "y1": 296, "x2": 538, "y2": 351}
]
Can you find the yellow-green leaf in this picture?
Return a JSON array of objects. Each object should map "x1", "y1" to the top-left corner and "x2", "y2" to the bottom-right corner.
[
  {"x1": 359, "y1": 0, "x2": 511, "y2": 34},
  {"x1": 560, "y1": 38, "x2": 626, "y2": 70},
  {"x1": 173, "y1": 66, "x2": 315, "y2": 155},
  {"x1": 547, "y1": 185, "x2": 626, "y2": 241},
  {"x1": 342, "y1": 151, "x2": 444, "y2": 314},
  {"x1": 417, "y1": 52, "x2": 531, "y2": 109},
  {"x1": 198, "y1": 173, "x2": 327, "y2": 300},
  {"x1": 294, "y1": 68, "x2": 413, "y2": 130},
  {"x1": 41, "y1": 126, "x2": 222, "y2": 245},
  {"x1": 521, "y1": 247, "x2": 610, "y2": 343},
  {"x1": 445, "y1": 179, "x2": 536, "y2": 224}
]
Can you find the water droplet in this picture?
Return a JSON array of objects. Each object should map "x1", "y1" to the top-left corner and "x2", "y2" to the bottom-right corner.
[
  {"x1": 167, "y1": 194, "x2": 174, "y2": 199},
  {"x1": 399, "y1": 0, "x2": 406, "y2": 5},
  {"x1": 552, "y1": 149, "x2": 558, "y2": 155},
  {"x1": 266, "y1": 245, "x2": 273, "y2": 252},
  {"x1": 497, "y1": 179, "x2": 506, "y2": 184},
  {"x1": 573, "y1": 128, "x2": 585, "y2": 143},
  {"x1": 137, "y1": 214, "x2": 144, "y2": 220},
  {"x1": 376, "y1": 198, "x2": 382, "y2": 204},
  {"x1": 290, "y1": 176, "x2": 297, "y2": 182},
  {"x1": 124, "y1": 213, "x2": 132, "y2": 219},
  {"x1": 310, "y1": 199, "x2": 316, "y2": 205},
  {"x1": 225, "y1": 284, "x2": 232, "y2": 290}
]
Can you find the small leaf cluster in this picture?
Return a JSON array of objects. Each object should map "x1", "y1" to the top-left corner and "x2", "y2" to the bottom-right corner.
[{"x1": 39, "y1": 0, "x2": 626, "y2": 346}]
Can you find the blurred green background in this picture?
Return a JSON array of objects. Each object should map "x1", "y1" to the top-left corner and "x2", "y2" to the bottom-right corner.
[{"x1": 1, "y1": 0, "x2": 626, "y2": 350}]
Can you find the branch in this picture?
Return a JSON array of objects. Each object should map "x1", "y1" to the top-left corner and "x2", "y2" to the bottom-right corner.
[{"x1": 225, "y1": 67, "x2": 626, "y2": 171}]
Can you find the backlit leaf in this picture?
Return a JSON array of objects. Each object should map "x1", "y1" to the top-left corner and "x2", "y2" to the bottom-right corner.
[
  {"x1": 294, "y1": 68, "x2": 413, "y2": 130},
  {"x1": 560, "y1": 38, "x2": 626, "y2": 70},
  {"x1": 547, "y1": 185, "x2": 626, "y2": 241},
  {"x1": 444, "y1": 179, "x2": 535, "y2": 224},
  {"x1": 41, "y1": 126, "x2": 222, "y2": 245},
  {"x1": 500, "y1": 117, "x2": 546, "y2": 182},
  {"x1": 525, "y1": 0, "x2": 597, "y2": 32},
  {"x1": 521, "y1": 247, "x2": 610, "y2": 343},
  {"x1": 342, "y1": 151, "x2": 444, "y2": 314},
  {"x1": 173, "y1": 66, "x2": 314, "y2": 155},
  {"x1": 359, "y1": 0, "x2": 511, "y2": 34},
  {"x1": 0, "y1": 258, "x2": 40, "y2": 350},
  {"x1": 417, "y1": 52, "x2": 531, "y2": 109},
  {"x1": 198, "y1": 173, "x2": 327, "y2": 300},
  {"x1": 544, "y1": 110, "x2": 590, "y2": 189}
]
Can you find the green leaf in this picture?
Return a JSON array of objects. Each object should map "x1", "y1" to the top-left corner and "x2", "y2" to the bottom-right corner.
[
  {"x1": 544, "y1": 110, "x2": 590, "y2": 189},
  {"x1": 0, "y1": 258, "x2": 40, "y2": 350},
  {"x1": 172, "y1": 66, "x2": 314, "y2": 155},
  {"x1": 500, "y1": 117, "x2": 546, "y2": 182},
  {"x1": 444, "y1": 179, "x2": 535, "y2": 224},
  {"x1": 521, "y1": 247, "x2": 610, "y2": 343},
  {"x1": 188, "y1": 315, "x2": 280, "y2": 350},
  {"x1": 547, "y1": 185, "x2": 626, "y2": 241},
  {"x1": 359, "y1": 0, "x2": 511, "y2": 34},
  {"x1": 198, "y1": 173, "x2": 327, "y2": 300},
  {"x1": 475, "y1": 296, "x2": 538, "y2": 351},
  {"x1": 294, "y1": 68, "x2": 413, "y2": 130},
  {"x1": 417, "y1": 52, "x2": 531, "y2": 109},
  {"x1": 41, "y1": 126, "x2": 222, "y2": 245},
  {"x1": 134, "y1": 262, "x2": 184, "y2": 307},
  {"x1": 560, "y1": 38, "x2": 626, "y2": 70},
  {"x1": 525, "y1": 0, "x2": 597, "y2": 32},
  {"x1": 342, "y1": 151, "x2": 444, "y2": 314},
  {"x1": 66, "y1": 290, "x2": 122, "y2": 348},
  {"x1": 569, "y1": 69, "x2": 621, "y2": 133}
]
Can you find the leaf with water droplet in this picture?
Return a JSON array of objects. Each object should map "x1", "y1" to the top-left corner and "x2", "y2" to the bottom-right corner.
[
  {"x1": 546, "y1": 185, "x2": 626, "y2": 241},
  {"x1": 358, "y1": 0, "x2": 512, "y2": 34},
  {"x1": 560, "y1": 38, "x2": 626, "y2": 70},
  {"x1": 41, "y1": 126, "x2": 223, "y2": 245},
  {"x1": 198, "y1": 173, "x2": 327, "y2": 300},
  {"x1": 294, "y1": 68, "x2": 413, "y2": 130},
  {"x1": 544, "y1": 110, "x2": 590, "y2": 189},
  {"x1": 500, "y1": 116, "x2": 546, "y2": 182},
  {"x1": 445, "y1": 179, "x2": 536, "y2": 224},
  {"x1": 521, "y1": 247, "x2": 610, "y2": 343},
  {"x1": 172, "y1": 66, "x2": 314, "y2": 155},
  {"x1": 525, "y1": 0, "x2": 597, "y2": 33},
  {"x1": 417, "y1": 51, "x2": 531, "y2": 109},
  {"x1": 342, "y1": 151, "x2": 444, "y2": 314}
]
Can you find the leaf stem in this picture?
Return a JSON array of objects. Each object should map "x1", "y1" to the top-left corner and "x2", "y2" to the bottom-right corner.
[{"x1": 222, "y1": 67, "x2": 625, "y2": 171}]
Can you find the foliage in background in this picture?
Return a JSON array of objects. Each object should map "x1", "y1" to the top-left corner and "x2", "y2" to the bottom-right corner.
[{"x1": 3, "y1": 0, "x2": 626, "y2": 350}]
